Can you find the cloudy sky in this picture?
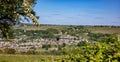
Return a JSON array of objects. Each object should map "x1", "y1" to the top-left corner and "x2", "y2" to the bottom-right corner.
[{"x1": 34, "y1": 0, "x2": 120, "y2": 26}]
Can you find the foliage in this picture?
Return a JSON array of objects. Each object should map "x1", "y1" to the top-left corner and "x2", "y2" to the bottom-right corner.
[
  {"x1": 61, "y1": 26, "x2": 90, "y2": 37},
  {"x1": 77, "y1": 41, "x2": 88, "y2": 47},
  {"x1": 26, "y1": 50, "x2": 35, "y2": 55},
  {"x1": 46, "y1": 28, "x2": 59, "y2": 34},
  {"x1": 13, "y1": 29, "x2": 58, "y2": 39},
  {"x1": 0, "y1": 35, "x2": 120, "y2": 61},
  {"x1": 4, "y1": 48, "x2": 16, "y2": 54},
  {"x1": 88, "y1": 33, "x2": 111, "y2": 41},
  {"x1": 42, "y1": 44, "x2": 51, "y2": 50},
  {"x1": 61, "y1": 35, "x2": 120, "y2": 62},
  {"x1": 0, "y1": 0, "x2": 38, "y2": 39}
]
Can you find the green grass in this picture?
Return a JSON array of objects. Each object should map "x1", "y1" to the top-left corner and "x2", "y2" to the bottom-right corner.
[{"x1": 0, "y1": 55, "x2": 62, "y2": 62}]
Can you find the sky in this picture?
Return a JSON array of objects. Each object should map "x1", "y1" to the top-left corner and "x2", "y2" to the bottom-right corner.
[{"x1": 34, "y1": 0, "x2": 120, "y2": 26}]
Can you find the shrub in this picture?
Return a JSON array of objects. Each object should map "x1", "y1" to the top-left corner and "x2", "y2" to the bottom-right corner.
[
  {"x1": 4, "y1": 48, "x2": 16, "y2": 54},
  {"x1": 42, "y1": 44, "x2": 51, "y2": 50},
  {"x1": 26, "y1": 50, "x2": 35, "y2": 55},
  {"x1": 77, "y1": 41, "x2": 88, "y2": 47}
]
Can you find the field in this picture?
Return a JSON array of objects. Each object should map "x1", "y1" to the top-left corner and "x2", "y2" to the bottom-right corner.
[
  {"x1": 86, "y1": 26, "x2": 120, "y2": 34},
  {"x1": 16, "y1": 25, "x2": 120, "y2": 34},
  {"x1": 0, "y1": 55, "x2": 62, "y2": 62}
]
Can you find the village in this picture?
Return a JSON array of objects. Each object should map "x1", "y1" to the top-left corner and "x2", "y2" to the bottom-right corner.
[{"x1": 0, "y1": 34, "x2": 88, "y2": 52}]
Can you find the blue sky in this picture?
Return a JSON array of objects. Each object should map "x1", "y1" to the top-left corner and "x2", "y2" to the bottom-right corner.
[{"x1": 34, "y1": 0, "x2": 120, "y2": 26}]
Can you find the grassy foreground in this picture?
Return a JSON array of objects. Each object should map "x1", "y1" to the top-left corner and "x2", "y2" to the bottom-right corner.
[{"x1": 0, "y1": 55, "x2": 62, "y2": 62}]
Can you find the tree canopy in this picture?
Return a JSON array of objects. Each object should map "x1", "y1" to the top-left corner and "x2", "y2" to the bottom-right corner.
[{"x1": 0, "y1": 0, "x2": 39, "y2": 39}]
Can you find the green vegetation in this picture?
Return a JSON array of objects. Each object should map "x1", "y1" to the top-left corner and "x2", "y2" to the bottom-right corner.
[
  {"x1": 0, "y1": 0, "x2": 38, "y2": 39},
  {"x1": 16, "y1": 25, "x2": 120, "y2": 34},
  {"x1": 61, "y1": 35, "x2": 120, "y2": 62},
  {"x1": 13, "y1": 25, "x2": 120, "y2": 41},
  {"x1": 42, "y1": 44, "x2": 51, "y2": 50},
  {"x1": 88, "y1": 33, "x2": 111, "y2": 41},
  {"x1": 1, "y1": 0, "x2": 120, "y2": 61},
  {"x1": 14, "y1": 29, "x2": 58, "y2": 39},
  {"x1": 0, "y1": 35, "x2": 120, "y2": 62},
  {"x1": 0, "y1": 25, "x2": 120, "y2": 61},
  {"x1": 4, "y1": 48, "x2": 16, "y2": 54}
]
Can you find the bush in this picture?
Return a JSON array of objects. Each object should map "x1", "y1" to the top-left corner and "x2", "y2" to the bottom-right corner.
[
  {"x1": 26, "y1": 50, "x2": 35, "y2": 55},
  {"x1": 77, "y1": 41, "x2": 88, "y2": 47},
  {"x1": 4, "y1": 48, "x2": 16, "y2": 54},
  {"x1": 42, "y1": 44, "x2": 51, "y2": 50}
]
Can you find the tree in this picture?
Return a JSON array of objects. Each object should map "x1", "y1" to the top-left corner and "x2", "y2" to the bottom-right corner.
[{"x1": 0, "y1": 0, "x2": 39, "y2": 39}]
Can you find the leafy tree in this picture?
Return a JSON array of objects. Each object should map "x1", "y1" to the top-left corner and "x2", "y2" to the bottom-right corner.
[{"x1": 0, "y1": 0, "x2": 39, "y2": 39}]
